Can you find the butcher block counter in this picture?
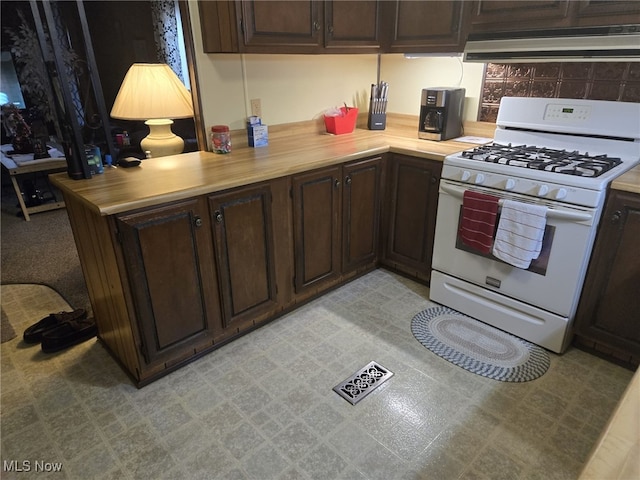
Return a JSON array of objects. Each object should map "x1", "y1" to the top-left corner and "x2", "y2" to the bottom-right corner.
[
  {"x1": 612, "y1": 164, "x2": 640, "y2": 194},
  {"x1": 49, "y1": 117, "x2": 495, "y2": 215},
  {"x1": 580, "y1": 367, "x2": 639, "y2": 480}
]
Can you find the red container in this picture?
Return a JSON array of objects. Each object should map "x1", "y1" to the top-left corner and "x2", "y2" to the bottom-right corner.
[{"x1": 324, "y1": 107, "x2": 358, "y2": 135}]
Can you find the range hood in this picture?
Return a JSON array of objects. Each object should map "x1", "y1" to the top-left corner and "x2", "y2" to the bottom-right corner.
[{"x1": 464, "y1": 24, "x2": 640, "y2": 62}]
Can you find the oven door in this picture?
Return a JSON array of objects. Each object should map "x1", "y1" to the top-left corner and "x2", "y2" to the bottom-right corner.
[{"x1": 431, "y1": 179, "x2": 598, "y2": 319}]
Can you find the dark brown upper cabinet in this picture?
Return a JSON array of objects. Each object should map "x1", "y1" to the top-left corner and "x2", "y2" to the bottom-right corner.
[
  {"x1": 324, "y1": 0, "x2": 381, "y2": 50},
  {"x1": 381, "y1": 0, "x2": 471, "y2": 54},
  {"x1": 240, "y1": 0, "x2": 321, "y2": 50},
  {"x1": 200, "y1": 0, "x2": 382, "y2": 54},
  {"x1": 200, "y1": 1, "x2": 640, "y2": 54},
  {"x1": 573, "y1": 0, "x2": 640, "y2": 26},
  {"x1": 199, "y1": 0, "x2": 471, "y2": 54},
  {"x1": 469, "y1": 0, "x2": 640, "y2": 34}
]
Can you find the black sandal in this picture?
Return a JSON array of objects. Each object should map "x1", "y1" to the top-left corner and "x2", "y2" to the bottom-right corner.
[
  {"x1": 23, "y1": 309, "x2": 87, "y2": 344},
  {"x1": 41, "y1": 317, "x2": 97, "y2": 353}
]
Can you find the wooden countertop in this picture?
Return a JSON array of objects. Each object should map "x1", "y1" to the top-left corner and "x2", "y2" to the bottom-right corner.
[
  {"x1": 612, "y1": 165, "x2": 640, "y2": 194},
  {"x1": 49, "y1": 118, "x2": 496, "y2": 216},
  {"x1": 579, "y1": 367, "x2": 639, "y2": 480}
]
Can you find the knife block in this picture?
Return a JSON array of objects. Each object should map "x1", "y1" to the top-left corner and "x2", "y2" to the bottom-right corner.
[{"x1": 368, "y1": 112, "x2": 386, "y2": 130}]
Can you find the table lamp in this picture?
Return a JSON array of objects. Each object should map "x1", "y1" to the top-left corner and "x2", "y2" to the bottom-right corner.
[{"x1": 110, "y1": 63, "x2": 193, "y2": 158}]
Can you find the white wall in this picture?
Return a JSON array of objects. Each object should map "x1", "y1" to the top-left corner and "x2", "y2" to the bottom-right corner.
[
  {"x1": 380, "y1": 54, "x2": 486, "y2": 121},
  {"x1": 189, "y1": 3, "x2": 486, "y2": 133},
  {"x1": 242, "y1": 54, "x2": 379, "y2": 125}
]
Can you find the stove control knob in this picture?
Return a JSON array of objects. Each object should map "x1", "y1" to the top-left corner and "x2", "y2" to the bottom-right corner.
[
  {"x1": 461, "y1": 170, "x2": 471, "y2": 182},
  {"x1": 555, "y1": 188, "x2": 568, "y2": 200},
  {"x1": 474, "y1": 173, "x2": 485, "y2": 185},
  {"x1": 505, "y1": 179, "x2": 516, "y2": 190},
  {"x1": 537, "y1": 185, "x2": 549, "y2": 197}
]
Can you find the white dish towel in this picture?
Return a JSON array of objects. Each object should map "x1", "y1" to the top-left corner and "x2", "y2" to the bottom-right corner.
[{"x1": 492, "y1": 200, "x2": 548, "y2": 269}]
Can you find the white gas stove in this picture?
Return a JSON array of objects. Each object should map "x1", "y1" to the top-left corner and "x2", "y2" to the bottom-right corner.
[
  {"x1": 431, "y1": 97, "x2": 640, "y2": 353},
  {"x1": 443, "y1": 97, "x2": 640, "y2": 207}
]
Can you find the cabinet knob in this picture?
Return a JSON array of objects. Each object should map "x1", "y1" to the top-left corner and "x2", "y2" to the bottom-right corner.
[
  {"x1": 214, "y1": 211, "x2": 223, "y2": 224},
  {"x1": 345, "y1": 175, "x2": 352, "y2": 186},
  {"x1": 611, "y1": 210, "x2": 622, "y2": 223},
  {"x1": 334, "y1": 178, "x2": 341, "y2": 188},
  {"x1": 431, "y1": 176, "x2": 438, "y2": 184},
  {"x1": 194, "y1": 216, "x2": 203, "y2": 228},
  {"x1": 313, "y1": 21, "x2": 321, "y2": 31},
  {"x1": 327, "y1": 25, "x2": 334, "y2": 35}
]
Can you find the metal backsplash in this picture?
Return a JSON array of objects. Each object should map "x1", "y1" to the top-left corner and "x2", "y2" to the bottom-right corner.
[{"x1": 479, "y1": 62, "x2": 640, "y2": 122}]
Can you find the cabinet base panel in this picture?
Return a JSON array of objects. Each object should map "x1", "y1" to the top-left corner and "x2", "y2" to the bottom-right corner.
[
  {"x1": 573, "y1": 336, "x2": 639, "y2": 371},
  {"x1": 379, "y1": 263, "x2": 430, "y2": 286},
  {"x1": 100, "y1": 265, "x2": 379, "y2": 387}
]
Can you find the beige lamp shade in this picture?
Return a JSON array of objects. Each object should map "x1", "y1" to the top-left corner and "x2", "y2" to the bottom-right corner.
[
  {"x1": 110, "y1": 63, "x2": 194, "y2": 157},
  {"x1": 111, "y1": 63, "x2": 193, "y2": 120}
]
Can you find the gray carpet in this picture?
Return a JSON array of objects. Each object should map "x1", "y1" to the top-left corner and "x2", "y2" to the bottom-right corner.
[{"x1": 1, "y1": 176, "x2": 90, "y2": 312}]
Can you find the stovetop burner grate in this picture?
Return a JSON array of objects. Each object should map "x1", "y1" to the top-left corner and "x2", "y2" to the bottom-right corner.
[{"x1": 461, "y1": 143, "x2": 622, "y2": 178}]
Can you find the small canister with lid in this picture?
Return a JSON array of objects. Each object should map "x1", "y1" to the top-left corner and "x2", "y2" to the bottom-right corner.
[{"x1": 211, "y1": 125, "x2": 231, "y2": 154}]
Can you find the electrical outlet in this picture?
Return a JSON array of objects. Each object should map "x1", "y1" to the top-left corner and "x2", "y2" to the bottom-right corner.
[{"x1": 250, "y1": 98, "x2": 262, "y2": 117}]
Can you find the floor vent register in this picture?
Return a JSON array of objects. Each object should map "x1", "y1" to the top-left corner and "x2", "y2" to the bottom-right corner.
[{"x1": 333, "y1": 361, "x2": 393, "y2": 405}]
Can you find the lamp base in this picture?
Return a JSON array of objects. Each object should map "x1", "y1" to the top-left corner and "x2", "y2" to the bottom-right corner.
[{"x1": 141, "y1": 119, "x2": 184, "y2": 158}]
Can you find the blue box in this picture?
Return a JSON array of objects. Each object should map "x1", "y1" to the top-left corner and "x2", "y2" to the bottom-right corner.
[{"x1": 248, "y1": 124, "x2": 268, "y2": 147}]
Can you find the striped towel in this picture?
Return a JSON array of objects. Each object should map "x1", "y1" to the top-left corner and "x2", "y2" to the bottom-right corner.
[
  {"x1": 492, "y1": 200, "x2": 548, "y2": 269},
  {"x1": 458, "y1": 190, "x2": 500, "y2": 254}
]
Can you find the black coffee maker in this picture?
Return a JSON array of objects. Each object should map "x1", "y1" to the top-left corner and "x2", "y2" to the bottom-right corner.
[{"x1": 418, "y1": 87, "x2": 465, "y2": 141}]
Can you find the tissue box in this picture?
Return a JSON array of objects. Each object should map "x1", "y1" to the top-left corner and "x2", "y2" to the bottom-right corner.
[
  {"x1": 248, "y1": 124, "x2": 268, "y2": 147},
  {"x1": 324, "y1": 107, "x2": 358, "y2": 135}
]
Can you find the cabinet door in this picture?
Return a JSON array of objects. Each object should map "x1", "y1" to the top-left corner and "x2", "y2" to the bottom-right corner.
[
  {"x1": 209, "y1": 183, "x2": 279, "y2": 333},
  {"x1": 469, "y1": 0, "x2": 573, "y2": 32},
  {"x1": 383, "y1": 0, "x2": 470, "y2": 53},
  {"x1": 342, "y1": 156, "x2": 383, "y2": 272},
  {"x1": 324, "y1": 0, "x2": 381, "y2": 50},
  {"x1": 116, "y1": 198, "x2": 220, "y2": 366},
  {"x1": 382, "y1": 154, "x2": 441, "y2": 282},
  {"x1": 199, "y1": 0, "x2": 240, "y2": 53},
  {"x1": 292, "y1": 166, "x2": 342, "y2": 293},
  {"x1": 573, "y1": 0, "x2": 640, "y2": 26},
  {"x1": 575, "y1": 190, "x2": 640, "y2": 361},
  {"x1": 240, "y1": 0, "x2": 321, "y2": 51}
]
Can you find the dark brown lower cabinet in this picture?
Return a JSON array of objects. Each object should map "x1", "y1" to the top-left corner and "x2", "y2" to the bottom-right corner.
[
  {"x1": 342, "y1": 156, "x2": 383, "y2": 271},
  {"x1": 113, "y1": 178, "x2": 292, "y2": 384},
  {"x1": 292, "y1": 165, "x2": 342, "y2": 294},
  {"x1": 292, "y1": 156, "x2": 384, "y2": 297},
  {"x1": 208, "y1": 181, "x2": 283, "y2": 334},
  {"x1": 116, "y1": 197, "x2": 221, "y2": 368},
  {"x1": 574, "y1": 189, "x2": 640, "y2": 367},
  {"x1": 64, "y1": 153, "x2": 440, "y2": 386},
  {"x1": 381, "y1": 153, "x2": 441, "y2": 283}
]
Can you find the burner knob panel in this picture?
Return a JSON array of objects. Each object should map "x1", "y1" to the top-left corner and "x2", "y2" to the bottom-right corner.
[
  {"x1": 474, "y1": 173, "x2": 485, "y2": 184},
  {"x1": 505, "y1": 179, "x2": 516, "y2": 190},
  {"x1": 537, "y1": 185, "x2": 549, "y2": 196},
  {"x1": 461, "y1": 171, "x2": 471, "y2": 182},
  {"x1": 555, "y1": 188, "x2": 568, "y2": 200}
]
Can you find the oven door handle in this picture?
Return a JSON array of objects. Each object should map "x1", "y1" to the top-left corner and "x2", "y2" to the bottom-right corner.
[{"x1": 440, "y1": 183, "x2": 593, "y2": 222}]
